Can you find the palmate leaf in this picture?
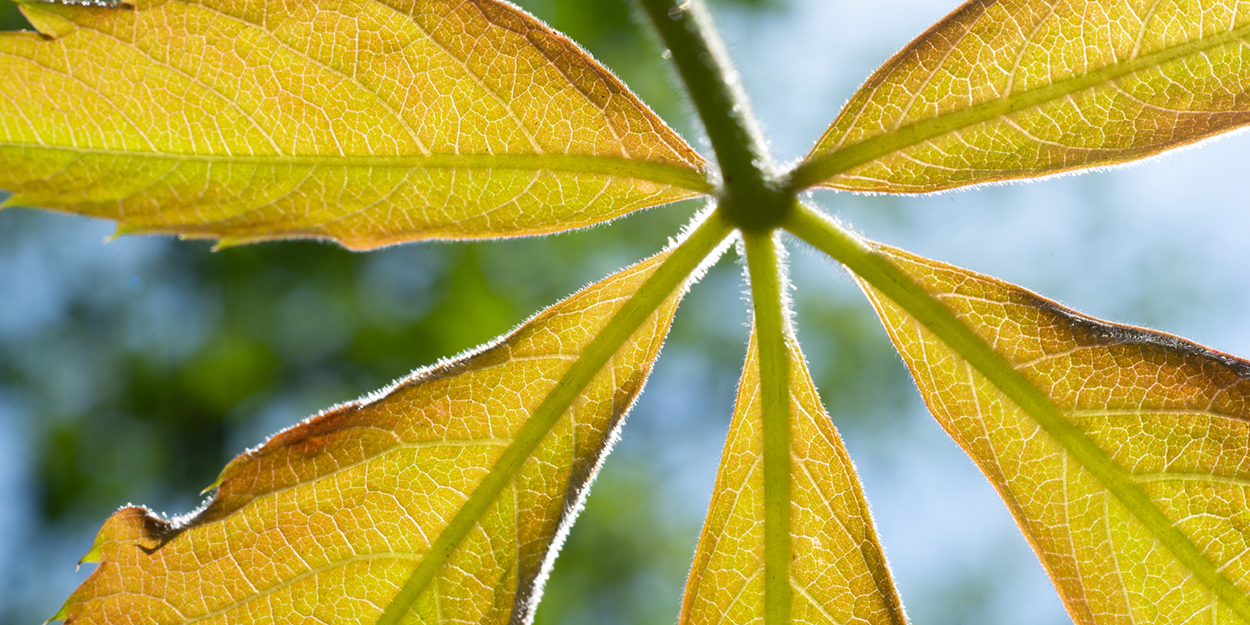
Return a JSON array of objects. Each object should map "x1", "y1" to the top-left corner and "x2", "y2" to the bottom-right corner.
[
  {"x1": 789, "y1": 0, "x2": 1250, "y2": 192},
  {"x1": 786, "y1": 205, "x2": 1250, "y2": 624},
  {"x1": 52, "y1": 213, "x2": 731, "y2": 624},
  {"x1": 680, "y1": 330, "x2": 906, "y2": 625},
  {"x1": 0, "y1": 0, "x2": 711, "y2": 249},
  {"x1": 22, "y1": 0, "x2": 1250, "y2": 621}
]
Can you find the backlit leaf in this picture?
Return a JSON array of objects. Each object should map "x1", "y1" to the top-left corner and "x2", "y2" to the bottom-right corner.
[
  {"x1": 0, "y1": 0, "x2": 711, "y2": 249},
  {"x1": 792, "y1": 0, "x2": 1250, "y2": 193},
  {"x1": 849, "y1": 241, "x2": 1250, "y2": 624},
  {"x1": 51, "y1": 211, "x2": 732, "y2": 624},
  {"x1": 680, "y1": 330, "x2": 906, "y2": 625}
]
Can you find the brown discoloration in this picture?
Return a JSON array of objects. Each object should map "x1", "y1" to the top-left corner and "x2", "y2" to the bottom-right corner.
[
  {"x1": 524, "y1": 29, "x2": 615, "y2": 110},
  {"x1": 134, "y1": 509, "x2": 181, "y2": 553}
]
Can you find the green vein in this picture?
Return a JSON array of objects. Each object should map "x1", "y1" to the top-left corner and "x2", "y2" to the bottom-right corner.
[
  {"x1": 0, "y1": 144, "x2": 715, "y2": 194},
  {"x1": 744, "y1": 231, "x2": 791, "y2": 625},
  {"x1": 783, "y1": 202, "x2": 1250, "y2": 621},
  {"x1": 787, "y1": 21, "x2": 1250, "y2": 191},
  {"x1": 374, "y1": 209, "x2": 733, "y2": 625}
]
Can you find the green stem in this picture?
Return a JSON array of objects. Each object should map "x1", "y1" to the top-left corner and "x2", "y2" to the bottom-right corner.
[
  {"x1": 744, "y1": 231, "x2": 791, "y2": 625},
  {"x1": 375, "y1": 210, "x2": 734, "y2": 625},
  {"x1": 782, "y1": 202, "x2": 1250, "y2": 622},
  {"x1": 637, "y1": 0, "x2": 789, "y2": 231}
]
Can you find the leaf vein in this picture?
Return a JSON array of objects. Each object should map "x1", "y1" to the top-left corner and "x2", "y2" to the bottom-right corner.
[
  {"x1": 71, "y1": 16, "x2": 285, "y2": 156},
  {"x1": 406, "y1": 0, "x2": 544, "y2": 154},
  {"x1": 791, "y1": 573, "x2": 848, "y2": 625},
  {"x1": 176, "y1": 551, "x2": 423, "y2": 625},
  {"x1": 182, "y1": 1, "x2": 422, "y2": 157},
  {"x1": 1002, "y1": 0, "x2": 1062, "y2": 97},
  {"x1": 0, "y1": 49, "x2": 159, "y2": 153}
]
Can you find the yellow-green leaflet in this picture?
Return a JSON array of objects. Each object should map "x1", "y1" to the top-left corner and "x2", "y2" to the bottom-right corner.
[
  {"x1": 0, "y1": 0, "x2": 711, "y2": 249},
  {"x1": 857, "y1": 243, "x2": 1250, "y2": 624},
  {"x1": 680, "y1": 331, "x2": 905, "y2": 625},
  {"x1": 793, "y1": 0, "x2": 1250, "y2": 192},
  {"x1": 23, "y1": 0, "x2": 1250, "y2": 622}
]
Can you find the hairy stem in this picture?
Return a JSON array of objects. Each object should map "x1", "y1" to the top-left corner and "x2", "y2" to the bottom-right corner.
[
  {"x1": 745, "y1": 230, "x2": 792, "y2": 625},
  {"x1": 637, "y1": 0, "x2": 789, "y2": 231}
]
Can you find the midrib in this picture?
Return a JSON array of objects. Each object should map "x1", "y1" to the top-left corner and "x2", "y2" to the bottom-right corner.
[{"x1": 0, "y1": 143, "x2": 714, "y2": 193}]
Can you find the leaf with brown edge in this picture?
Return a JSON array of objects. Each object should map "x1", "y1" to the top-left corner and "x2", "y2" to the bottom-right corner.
[
  {"x1": 790, "y1": 0, "x2": 1250, "y2": 193},
  {"x1": 0, "y1": 0, "x2": 711, "y2": 250},
  {"x1": 826, "y1": 236, "x2": 1250, "y2": 625},
  {"x1": 680, "y1": 329, "x2": 906, "y2": 625},
  {"x1": 51, "y1": 211, "x2": 733, "y2": 625}
]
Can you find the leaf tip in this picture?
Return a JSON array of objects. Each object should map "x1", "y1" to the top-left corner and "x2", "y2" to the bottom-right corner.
[
  {"x1": 79, "y1": 505, "x2": 179, "y2": 566},
  {"x1": 199, "y1": 474, "x2": 223, "y2": 496},
  {"x1": 107, "y1": 221, "x2": 157, "y2": 242},
  {"x1": 76, "y1": 537, "x2": 103, "y2": 567},
  {"x1": 207, "y1": 232, "x2": 292, "y2": 250},
  {"x1": 210, "y1": 233, "x2": 370, "y2": 252},
  {"x1": 52, "y1": 506, "x2": 173, "y2": 623},
  {"x1": 0, "y1": 193, "x2": 28, "y2": 210},
  {"x1": 102, "y1": 228, "x2": 127, "y2": 244},
  {"x1": 107, "y1": 222, "x2": 178, "y2": 244},
  {"x1": 209, "y1": 236, "x2": 250, "y2": 251}
]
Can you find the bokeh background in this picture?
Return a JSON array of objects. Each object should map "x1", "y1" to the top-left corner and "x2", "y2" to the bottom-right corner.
[{"x1": 3, "y1": 0, "x2": 1250, "y2": 623}]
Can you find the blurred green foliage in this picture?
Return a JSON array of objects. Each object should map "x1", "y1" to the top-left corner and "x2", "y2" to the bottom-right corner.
[{"x1": 0, "y1": 0, "x2": 22, "y2": 29}]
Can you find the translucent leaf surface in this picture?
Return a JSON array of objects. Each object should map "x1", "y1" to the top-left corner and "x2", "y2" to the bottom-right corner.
[
  {"x1": 680, "y1": 331, "x2": 906, "y2": 625},
  {"x1": 0, "y1": 0, "x2": 711, "y2": 249},
  {"x1": 51, "y1": 213, "x2": 731, "y2": 624},
  {"x1": 851, "y1": 243, "x2": 1250, "y2": 624},
  {"x1": 792, "y1": 0, "x2": 1250, "y2": 193}
]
